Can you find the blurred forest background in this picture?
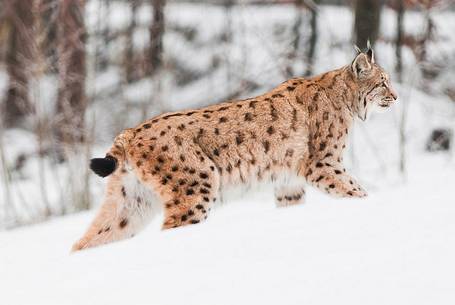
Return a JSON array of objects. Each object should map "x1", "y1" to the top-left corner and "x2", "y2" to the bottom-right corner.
[{"x1": 0, "y1": 0, "x2": 454, "y2": 229}]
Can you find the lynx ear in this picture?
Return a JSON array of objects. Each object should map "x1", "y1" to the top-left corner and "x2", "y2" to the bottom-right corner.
[
  {"x1": 354, "y1": 45, "x2": 362, "y2": 54},
  {"x1": 366, "y1": 40, "x2": 375, "y2": 64},
  {"x1": 352, "y1": 53, "x2": 371, "y2": 78}
]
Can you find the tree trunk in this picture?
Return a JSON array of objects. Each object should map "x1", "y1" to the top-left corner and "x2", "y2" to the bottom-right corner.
[
  {"x1": 147, "y1": 0, "x2": 165, "y2": 76},
  {"x1": 38, "y1": 0, "x2": 58, "y2": 72},
  {"x1": 55, "y1": 0, "x2": 87, "y2": 145},
  {"x1": 395, "y1": 0, "x2": 404, "y2": 82},
  {"x1": 305, "y1": 4, "x2": 318, "y2": 76},
  {"x1": 125, "y1": 0, "x2": 139, "y2": 83},
  {"x1": 2, "y1": 0, "x2": 36, "y2": 127},
  {"x1": 286, "y1": 1, "x2": 303, "y2": 78},
  {"x1": 353, "y1": 0, "x2": 382, "y2": 49},
  {"x1": 396, "y1": 0, "x2": 407, "y2": 176}
]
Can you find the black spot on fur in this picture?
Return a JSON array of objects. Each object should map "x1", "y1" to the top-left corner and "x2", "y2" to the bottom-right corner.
[
  {"x1": 219, "y1": 117, "x2": 228, "y2": 123},
  {"x1": 186, "y1": 189, "x2": 195, "y2": 196},
  {"x1": 263, "y1": 140, "x2": 270, "y2": 153},
  {"x1": 315, "y1": 175, "x2": 324, "y2": 182},
  {"x1": 199, "y1": 172, "x2": 208, "y2": 179},
  {"x1": 119, "y1": 219, "x2": 128, "y2": 229},
  {"x1": 244, "y1": 112, "x2": 253, "y2": 121},
  {"x1": 200, "y1": 188, "x2": 209, "y2": 194},
  {"x1": 213, "y1": 148, "x2": 220, "y2": 156},
  {"x1": 90, "y1": 155, "x2": 118, "y2": 177},
  {"x1": 196, "y1": 204, "x2": 204, "y2": 210},
  {"x1": 174, "y1": 136, "x2": 183, "y2": 146},
  {"x1": 202, "y1": 182, "x2": 211, "y2": 188},
  {"x1": 270, "y1": 104, "x2": 278, "y2": 121},
  {"x1": 235, "y1": 132, "x2": 244, "y2": 145}
]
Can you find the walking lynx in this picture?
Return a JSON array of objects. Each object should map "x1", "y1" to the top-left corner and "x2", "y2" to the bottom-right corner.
[{"x1": 72, "y1": 46, "x2": 397, "y2": 252}]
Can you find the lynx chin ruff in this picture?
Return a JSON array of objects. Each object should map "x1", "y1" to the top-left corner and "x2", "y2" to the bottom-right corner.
[{"x1": 72, "y1": 46, "x2": 397, "y2": 252}]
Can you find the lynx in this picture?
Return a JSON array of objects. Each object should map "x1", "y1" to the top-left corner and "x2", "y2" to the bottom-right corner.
[{"x1": 72, "y1": 46, "x2": 397, "y2": 252}]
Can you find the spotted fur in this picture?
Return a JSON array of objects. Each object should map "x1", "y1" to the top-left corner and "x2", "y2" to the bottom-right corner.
[{"x1": 72, "y1": 48, "x2": 397, "y2": 252}]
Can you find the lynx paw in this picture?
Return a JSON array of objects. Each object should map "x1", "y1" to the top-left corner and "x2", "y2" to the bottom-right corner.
[{"x1": 275, "y1": 185, "x2": 305, "y2": 207}]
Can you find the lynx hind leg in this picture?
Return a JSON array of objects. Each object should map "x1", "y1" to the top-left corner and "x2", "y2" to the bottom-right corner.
[
  {"x1": 161, "y1": 167, "x2": 220, "y2": 229},
  {"x1": 275, "y1": 184, "x2": 306, "y2": 207},
  {"x1": 139, "y1": 148, "x2": 220, "y2": 230},
  {"x1": 71, "y1": 171, "x2": 156, "y2": 252}
]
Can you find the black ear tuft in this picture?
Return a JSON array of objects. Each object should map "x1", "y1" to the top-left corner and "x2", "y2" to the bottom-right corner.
[{"x1": 90, "y1": 155, "x2": 118, "y2": 177}]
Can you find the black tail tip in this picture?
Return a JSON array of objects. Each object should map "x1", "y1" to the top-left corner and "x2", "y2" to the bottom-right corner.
[{"x1": 90, "y1": 155, "x2": 117, "y2": 177}]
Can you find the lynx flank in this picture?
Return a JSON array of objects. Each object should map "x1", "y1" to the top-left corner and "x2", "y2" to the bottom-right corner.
[{"x1": 72, "y1": 46, "x2": 397, "y2": 252}]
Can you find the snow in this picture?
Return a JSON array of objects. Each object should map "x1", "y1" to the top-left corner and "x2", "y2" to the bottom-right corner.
[
  {"x1": 1, "y1": 154, "x2": 454, "y2": 305},
  {"x1": 1, "y1": 2, "x2": 455, "y2": 303}
]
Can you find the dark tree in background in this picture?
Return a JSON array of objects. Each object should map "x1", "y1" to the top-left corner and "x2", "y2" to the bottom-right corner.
[
  {"x1": 55, "y1": 0, "x2": 87, "y2": 146},
  {"x1": 2, "y1": 0, "x2": 36, "y2": 127},
  {"x1": 125, "y1": 0, "x2": 139, "y2": 83},
  {"x1": 147, "y1": 0, "x2": 166, "y2": 76},
  {"x1": 353, "y1": 0, "x2": 382, "y2": 49},
  {"x1": 305, "y1": 2, "x2": 318, "y2": 76},
  {"x1": 38, "y1": 0, "x2": 58, "y2": 72}
]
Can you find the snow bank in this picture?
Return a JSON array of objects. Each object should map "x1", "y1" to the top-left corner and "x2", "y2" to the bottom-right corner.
[{"x1": 1, "y1": 155, "x2": 454, "y2": 305}]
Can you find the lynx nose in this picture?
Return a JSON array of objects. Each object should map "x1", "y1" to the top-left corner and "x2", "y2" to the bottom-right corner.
[{"x1": 390, "y1": 88, "x2": 398, "y2": 101}]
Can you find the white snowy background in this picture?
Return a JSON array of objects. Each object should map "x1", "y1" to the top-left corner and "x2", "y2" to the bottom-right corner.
[{"x1": 1, "y1": 2, "x2": 455, "y2": 305}]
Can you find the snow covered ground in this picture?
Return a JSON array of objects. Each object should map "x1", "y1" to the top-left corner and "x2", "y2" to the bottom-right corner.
[
  {"x1": 1, "y1": 3, "x2": 455, "y2": 304},
  {"x1": 1, "y1": 153, "x2": 454, "y2": 305}
]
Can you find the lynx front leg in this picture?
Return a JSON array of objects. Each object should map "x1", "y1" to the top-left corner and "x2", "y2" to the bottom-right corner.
[
  {"x1": 71, "y1": 172, "x2": 155, "y2": 252},
  {"x1": 303, "y1": 162, "x2": 367, "y2": 198}
]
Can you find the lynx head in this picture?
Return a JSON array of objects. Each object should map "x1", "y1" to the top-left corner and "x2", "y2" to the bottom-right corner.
[{"x1": 351, "y1": 43, "x2": 398, "y2": 121}]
